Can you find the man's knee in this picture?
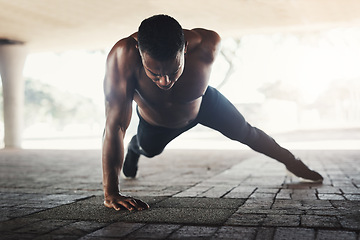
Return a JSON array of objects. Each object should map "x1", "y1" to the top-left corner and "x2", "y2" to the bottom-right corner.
[
  {"x1": 139, "y1": 146, "x2": 163, "y2": 158},
  {"x1": 129, "y1": 135, "x2": 165, "y2": 158}
]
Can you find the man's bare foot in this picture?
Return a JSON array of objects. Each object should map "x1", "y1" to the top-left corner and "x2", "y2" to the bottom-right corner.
[
  {"x1": 285, "y1": 159, "x2": 323, "y2": 182},
  {"x1": 123, "y1": 149, "x2": 140, "y2": 178}
]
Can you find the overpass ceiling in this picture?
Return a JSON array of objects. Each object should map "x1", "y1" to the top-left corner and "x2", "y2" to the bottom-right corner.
[{"x1": 1, "y1": 0, "x2": 360, "y2": 52}]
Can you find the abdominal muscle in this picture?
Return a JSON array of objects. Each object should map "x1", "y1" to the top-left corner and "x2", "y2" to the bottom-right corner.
[{"x1": 134, "y1": 92, "x2": 202, "y2": 129}]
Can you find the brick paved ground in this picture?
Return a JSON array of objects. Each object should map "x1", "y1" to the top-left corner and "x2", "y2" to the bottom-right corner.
[{"x1": 0, "y1": 148, "x2": 359, "y2": 239}]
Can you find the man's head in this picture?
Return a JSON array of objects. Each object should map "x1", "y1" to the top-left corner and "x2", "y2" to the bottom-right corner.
[
  {"x1": 137, "y1": 14, "x2": 185, "y2": 61},
  {"x1": 137, "y1": 15, "x2": 187, "y2": 90}
]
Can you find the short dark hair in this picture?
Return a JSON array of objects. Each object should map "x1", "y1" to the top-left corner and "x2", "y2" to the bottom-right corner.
[{"x1": 138, "y1": 14, "x2": 185, "y2": 61}]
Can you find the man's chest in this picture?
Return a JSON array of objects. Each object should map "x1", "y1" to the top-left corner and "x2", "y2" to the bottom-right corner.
[{"x1": 135, "y1": 73, "x2": 208, "y2": 106}]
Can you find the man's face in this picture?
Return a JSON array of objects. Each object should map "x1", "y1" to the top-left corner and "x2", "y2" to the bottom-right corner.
[{"x1": 140, "y1": 49, "x2": 185, "y2": 91}]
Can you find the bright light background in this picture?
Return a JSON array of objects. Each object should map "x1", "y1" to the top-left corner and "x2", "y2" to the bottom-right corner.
[
  {"x1": 1, "y1": 27, "x2": 359, "y2": 149},
  {"x1": 24, "y1": 50, "x2": 106, "y2": 106}
]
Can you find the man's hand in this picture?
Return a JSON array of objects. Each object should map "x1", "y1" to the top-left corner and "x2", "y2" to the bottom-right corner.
[{"x1": 104, "y1": 193, "x2": 150, "y2": 211}]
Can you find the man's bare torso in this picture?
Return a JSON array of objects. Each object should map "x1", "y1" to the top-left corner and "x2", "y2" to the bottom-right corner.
[{"x1": 105, "y1": 29, "x2": 221, "y2": 129}]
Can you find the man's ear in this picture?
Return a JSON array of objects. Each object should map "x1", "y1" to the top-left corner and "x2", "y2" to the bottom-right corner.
[{"x1": 184, "y1": 41, "x2": 188, "y2": 55}]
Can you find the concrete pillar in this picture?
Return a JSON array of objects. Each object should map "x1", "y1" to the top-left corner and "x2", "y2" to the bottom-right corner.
[{"x1": 0, "y1": 40, "x2": 27, "y2": 148}]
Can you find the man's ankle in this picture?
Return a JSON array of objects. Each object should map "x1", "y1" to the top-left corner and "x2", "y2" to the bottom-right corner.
[{"x1": 279, "y1": 152, "x2": 297, "y2": 166}]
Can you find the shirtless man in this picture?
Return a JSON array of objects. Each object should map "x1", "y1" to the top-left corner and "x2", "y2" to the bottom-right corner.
[{"x1": 102, "y1": 14, "x2": 323, "y2": 211}]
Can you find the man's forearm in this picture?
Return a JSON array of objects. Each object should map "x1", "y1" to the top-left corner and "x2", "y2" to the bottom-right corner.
[{"x1": 102, "y1": 134, "x2": 125, "y2": 196}]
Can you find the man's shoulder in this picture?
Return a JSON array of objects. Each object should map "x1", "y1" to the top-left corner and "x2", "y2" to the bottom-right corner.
[
  {"x1": 185, "y1": 28, "x2": 221, "y2": 45},
  {"x1": 193, "y1": 28, "x2": 220, "y2": 39},
  {"x1": 185, "y1": 28, "x2": 221, "y2": 63},
  {"x1": 106, "y1": 34, "x2": 141, "y2": 78},
  {"x1": 104, "y1": 35, "x2": 140, "y2": 96},
  {"x1": 108, "y1": 35, "x2": 138, "y2": 58}
]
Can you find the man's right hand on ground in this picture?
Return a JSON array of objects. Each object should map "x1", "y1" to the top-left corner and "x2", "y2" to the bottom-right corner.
[{"x1": 104, "y1": 193, "x2": 150, "y2": 211}]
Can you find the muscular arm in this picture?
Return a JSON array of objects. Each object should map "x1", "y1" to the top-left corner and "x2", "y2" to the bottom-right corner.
[{"x1": 102, "y1": 37, "x2": 149, "y2": 211}]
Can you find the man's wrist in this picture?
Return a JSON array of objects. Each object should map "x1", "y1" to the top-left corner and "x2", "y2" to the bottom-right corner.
[
  {"x1": 104, "y1": 191, "x2": 120, "y2": 199},
  {"x1": 103, "y1": 185, "x2": 120, "y2": 197}
]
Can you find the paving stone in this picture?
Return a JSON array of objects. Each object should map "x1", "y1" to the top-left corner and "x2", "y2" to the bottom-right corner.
[
  {"x1": 153, "y1": 197, "x2": 245, "y2": 209},
  {"x1": 2, "y1": 206, "x2": 47, "y2": 219},
  {"x1": 271, "y1": 200, "x2": 305, "y2": 214},
  {"x1": 0, "y1": 217, "x2": 43, "y2": 232},
  {"x1": 275, "y1": 189, "x2": 292, "y2": 200},
  {"x1": 211, "y1": 226, "x2": 257, "y2": 240},
  {"x1": 338, "y1": 215, "x2": 360, "y2": 231},
  {"x1": 301, "y1": 199, "x2": 333, "y2": 208},
  {"x1": 240, "y1": 198, "x2": 273, "y2": 210},
  {"x1": 224, "y1": 191, "x2": 256, "y2": 199},
  {"x1": 283, "y1": 183, "x2": 313, "y2": 190},
  {"x1": 168, "y1": 225, "x2": 218, "y2": 239},
  {"x1": 301, "y1": 215, "x2": 341, "y2": 228},
  {"x1": 301, "y1": 200, "x2": 336, "y2": 215},
  {"x1": 255, "y1": 227, "x2": 275, "y2": 240},
  {"x1": 344, "y1": 194, "x2": 360, "y2": 200},
  {"x1": 255, "y1": 187, "x2": 281, "y2": 194},
  {"x1": 330, "y1": 200, "x2": 360, "y2": 216},
  {"x1": 122, "y1": 207, "x2": 236, "y2": 225},
  {"x1": 316, "y1": 229, "x2": 357, "y2": 240},
  {"x1": 126, "y1": 223, "x2": 181, "y2": 239},
  {"x1": 332, "y1": 180, "x2": 354, "y2": 187},
  {"x1": 82, "y1": 222, "x2": 144, "y2": 238},
  {"x1": 223, "y1": 186, "x2": 256, "y2": 198},
  {"x1": 0, "y1": 232, "x2": 38, "y2": 240},
  {"x1": 173, "y1": 185, "x2": 211, "y2": 197},
  {"x1": 316, "y1": 186, "x2": 342, "y2": 194},
  {"x1": 249, "y1": 192, "x2": 277, "y2": 199},
  {"x1": 242, "y1": 177, "x2": 283, "y2": 187},
  {"x1": 263, "y1": 214, "x2": 300, "y2": 227},
  {"x1": 292, "y1": 189, "x2": 317, "y2": 200},
  {"x1": 197, "y1": 186, "x2": 235, "y2": 198},
  {"x1": 318, "y1": 193, "x2": 346, "y2": 200},
  {"x1": 47, "y1": 221, "x2": 107, "y2": 236},
  {"x1": 34, "y1": 234, "x2": 80, "y2": 240},
  {"x1": 14, "y1": 219, "x2": 75, "y2": 235},
  {"x1": 225, "y1": 213, "x2": 266, "y2": 226},
  {"x1": 304, "y1": 209, "x2": 340, "y2": 216},
  {"x1": 273, "y1": 227, "x2": 315, "y2": 240}
]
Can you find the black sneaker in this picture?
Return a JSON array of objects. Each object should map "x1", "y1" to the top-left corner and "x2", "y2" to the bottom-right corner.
[
  {"x1": 285, "y1": 159, "x2": 323, "y2": 182},
  {"x1": 123, "y1": 149, "x2": 140, "y2": 178}
]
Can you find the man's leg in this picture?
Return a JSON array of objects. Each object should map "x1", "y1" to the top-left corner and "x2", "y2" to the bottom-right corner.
[
  {"x1": 198, "y1": 87, "x2": 323, "y2": 182},
  {"x1": 123, "y1": 109, "x2": 198, "y2": 178},
  {"x1": 122, "y1": 135, "x2": 141, "y2": 178}
]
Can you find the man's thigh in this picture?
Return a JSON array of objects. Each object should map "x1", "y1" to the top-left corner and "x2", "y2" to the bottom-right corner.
[
  {"x1": 136, "y1": 113, "x2": 196, "y2": 157},
  {"x1": 198, "y1": 86, "x2": 251, "y2": 143}
]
